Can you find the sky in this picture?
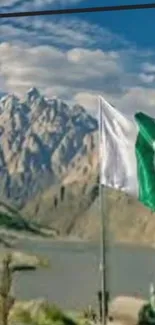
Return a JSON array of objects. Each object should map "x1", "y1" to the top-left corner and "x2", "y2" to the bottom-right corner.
[{"x1": 1, "y1": 0, "x2": 155, "y2": 116}]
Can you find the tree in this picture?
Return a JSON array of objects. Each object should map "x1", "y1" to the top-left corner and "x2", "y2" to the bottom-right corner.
[
  {"x1": 54, "y1": 196, "x2": 58, "y2": 208},
  {"x1": 0, "y1": 253, "x2": 15, "y2": 325},
  {"x1": 60, "y1": 186, "x2": 65, "y2": 201}
]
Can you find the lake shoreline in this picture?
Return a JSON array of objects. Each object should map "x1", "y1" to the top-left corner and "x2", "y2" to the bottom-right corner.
[
  {"x1": 2, "y1": 223, "x2": 155, "y2": 252},
  {"x1": 15, "y1": 234, "x2": 155, "y2": 252}
]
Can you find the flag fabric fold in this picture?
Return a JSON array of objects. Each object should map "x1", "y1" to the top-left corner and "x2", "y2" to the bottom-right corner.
[{"x1": 99, "y1": 96, "x2": 155, "y2": 211}]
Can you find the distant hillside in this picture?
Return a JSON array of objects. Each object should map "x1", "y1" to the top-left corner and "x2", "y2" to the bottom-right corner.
[{"x1": 22, "y1": 170, "x2": 155, "y2": 245}]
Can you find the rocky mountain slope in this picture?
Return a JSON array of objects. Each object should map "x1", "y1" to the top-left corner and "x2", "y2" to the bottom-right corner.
[
  {"x1": 1, "y1": 88, "x2": 155, "y2": 245},
  {"x1": 22, "y1": 177, "x2": 155, "y2": 245},
  {"x1": 0, "y1": 88, "x2": 97, "y2": 207}
]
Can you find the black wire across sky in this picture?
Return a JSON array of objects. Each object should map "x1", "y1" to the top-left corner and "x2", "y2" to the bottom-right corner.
[{"x1": 1, "y1": 2, "x2": 155, "y2": 19}]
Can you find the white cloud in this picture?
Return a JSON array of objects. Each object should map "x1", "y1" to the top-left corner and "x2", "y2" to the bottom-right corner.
[
  {"x1": 34, "y1": 0, "x2": 85, "y2": 5},
  {"x1": 0, "y1": 0, "x2": 17, "y2": 6},
  {"x1": 0, "y1": 42, "x2": 124, "y2": 99},
  {"x1": 1, "y1": 17, "x2": 129, "y2": 50},
  {"x1": 142, "y1": 62, "x2": 155, "y2": 73},
  {"x1": 67, "y1": 48, "x2": 121, "y2": 77},
  {"x1": 1, "y1": 41, "x2": 155, "y2": 117},
  {"x1": 74, "y1": 92, "x2": 98, "y2": 114},
  {"x1": 1, "y1": 0, "x2": 84, "y2": 9},
  {"x1": 114, "y1": 87, "x2": 155, "y2": 116},
  {"x1": 139, "y1": 73, "x2": 155, "y2": 84},
  {"x1": 1, "y1": 11, "x2": 155, "y2": 118}
]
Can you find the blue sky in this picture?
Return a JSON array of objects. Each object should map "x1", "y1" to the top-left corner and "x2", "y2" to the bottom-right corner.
[{"x1": 1, "y1": 0, "x2": 155, "y2": 115}]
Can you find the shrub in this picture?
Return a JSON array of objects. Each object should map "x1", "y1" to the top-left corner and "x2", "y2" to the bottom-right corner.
[{"x1": 13, "y1": 303, "x2": 78, "y2": 325}]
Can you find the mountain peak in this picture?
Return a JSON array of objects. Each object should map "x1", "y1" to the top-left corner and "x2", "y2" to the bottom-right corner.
[
  {"x1": 0, "y1": 93, "x2": 18, "y2": 102},
  {"x1": 26, "y1": 87, "x2": 40, "y2": 103},
  {"x1": 27, "y1": 87, "x2": 39, "y2": 95},
  {"x1": 0, "y1": 94, "x2": 19, "y2": 112}
]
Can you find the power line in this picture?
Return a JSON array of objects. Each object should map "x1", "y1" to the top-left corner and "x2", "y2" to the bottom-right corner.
[{"x1": 1, "y1": 2, "x2": 155, "y2": 19}]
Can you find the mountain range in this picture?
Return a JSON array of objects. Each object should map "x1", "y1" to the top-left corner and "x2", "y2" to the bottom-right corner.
[
  {"x1": 1, "y1": 87, "x2": 155, "y2": 244},
  {"x1": 0, "y1": 87, "x2": 98, "y2": 207}
]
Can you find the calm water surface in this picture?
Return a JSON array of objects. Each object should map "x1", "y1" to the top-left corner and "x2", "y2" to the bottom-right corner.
[{"x1": 13, "y1": 239, "x2": 155, "y2": 310}]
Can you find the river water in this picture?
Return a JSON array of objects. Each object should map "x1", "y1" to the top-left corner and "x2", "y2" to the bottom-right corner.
[{"x1": 12, "y1": 238, "x2": 155, "y2": 310}]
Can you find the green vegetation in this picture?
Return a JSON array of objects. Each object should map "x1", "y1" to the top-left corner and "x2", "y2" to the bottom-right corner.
[
  {"x1": 12, "y1": 303, "x2": 78, "y2": 325},
  {"x1": 0, "y1": 211, "x2": 29, "y2": 231},
  {"x1": 138, "y1": 303, "x2": 155, "y2": 325},
  {"x1": 0, "y1": 208, "x2": 56, "y2": 238},
  {"x1": 36, "y1": 255, "x2": 49, "y2": 268},
  {"x1": 0, "y1": 254, "x2": 15, "y2": 325}
]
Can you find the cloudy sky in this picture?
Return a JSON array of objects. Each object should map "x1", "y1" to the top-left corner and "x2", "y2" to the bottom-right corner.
[{"x1": 1, "y1": 0, "x2": 155, "y2": 115}]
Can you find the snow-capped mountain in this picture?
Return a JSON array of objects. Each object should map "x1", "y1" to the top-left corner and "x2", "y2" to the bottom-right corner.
[{"x1": 0, "y1": 88, "x2": 98, "y2": 207}]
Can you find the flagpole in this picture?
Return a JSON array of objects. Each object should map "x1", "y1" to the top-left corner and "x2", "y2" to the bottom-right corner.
[
  {"x1": 100, "y1": 184, "x2": 109, "y2": 325},
  {"x1": 98, "y1": 96, "x2": 109, "y2": 325}
]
